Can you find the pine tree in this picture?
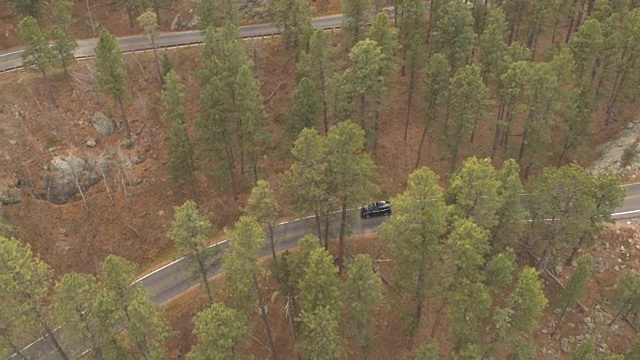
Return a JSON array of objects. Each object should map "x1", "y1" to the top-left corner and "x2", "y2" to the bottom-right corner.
[
  {"x1": 430, "y1": 0, "x2": 476, "y2": 71},
  {"x1": 7, "y1": 0, "x2": 42, "y2": 19},
  {"x1": 282, "y1": 128, "x2": 332, "y2": 245},
  {"x1": 268, "y1": 0, "x2": 313, "y2": 56},
  {"x1": 342, "y1": 0, "x2": 372, "y2": 44},
  {"x1": 0, "y1": 236, "x2": 70, "y2": 360},
  {"x1": 478, "y1": 6, "x2": 507, "y2": 85},
  {"x1": 162, "y1": 70, "x2": 198, "y2": 200},
  {"x1": 297, "y1": 248, "x2": 342, "y2": 359},
  {"x1": 234, "y1": 64, "x2": 268, "y2": 184},
  {"x1": 524, "y1": 0, "x2": 555, "y2": 59},
  {"x1": 366, "y1": 12, "x2": 400, "y2": 59},
  {"x1": 223, "y1": 216, "x2": 277, "y2": 359},
  {"x1": 50, "y1": 25, "x2": 78, "y2": 88},
  {"x1": 49, "y1": 0, "x2": 73, "y2": 32},
  {"x1": 196, "y1": 0, "x2": 241, "y2": 29},
  {"x1": 345, "y1": 39, "x2": 394, "y2": 153},
  {"x1": 245, "y1": 179, "x2": 280, "y2": 261},
  {"x1": 297, "y1": 29, "x2": 339, "y2": 134},
  {"x1": 344, "y1": 254, "x2": 383, "y2": 359},
  {"x1": 138, "y1": 9, "x2": 163, "y2": 85},
  {"x1": 125, "y1": 293, "x2": 172, "y2": 359},
  {"x1": 417, "y1": 342, "x2": 440, "y2": 360},
  {"x1": 609, "y1": 274, "x2": 640, "y2": 326},
  {"x1": 167, "y1": 200, "x2": 216, "y2": 303},
  {"x1": 326, "y1": 121, "x2": 377, "y2": 272},
  {"x1": 568, "y1": 18, "x2": 603, "y2": 85},
  {"x1": 570, "y1": 338, "x2": 595, "y2": 360},
  {"x1": 446, "y1": 64, "x2": 492, "y2": 171},
  {"x1": 416, "y1": 53, "x2": 450, "y2": 168},
  {"x1": 503, "y1": 0, "x2": 528, "y2": 44},
  {"x1": 553, "y1": 256, "x2": 593, "y2": 335},
  {"x1": 94, "y1": 29, "x2": 131, "y2": 139},
  {"x1": 490, "y1": 159, "x2": 526, "y2": 253},
  {"x1": 19, "y1": 16, "x2": 57, "y2": 108},
  {"x1": 286, "y1": 77, "x2": 322, "y2": 141},
  {"x1": 447, "y1": 157, "x2": 502, "y2": 229},
  {"x1": 379, "y1": 167, "x2": 447, "y2": 335},
  {"x1": 53, "y1": 273, "x2": 109, "y2": 359},
  {"x1": 187, "y1": 303, "x2": 247, "y2": 359},
  {"x1": 485, "y1": 267, "x2": 547, "y2": 359}
]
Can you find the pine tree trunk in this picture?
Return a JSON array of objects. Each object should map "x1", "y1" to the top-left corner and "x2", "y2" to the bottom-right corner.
[
  {"x1": 153, "y1": 0, "x2": 161, "y2": 25},
  {"x1": 415, "y1": 125, "x2": 429, "y2": 169},
  {"x1": 323, "y1": 212, "x2": 330, "y2": 250},
  {"x1": 404, "y1": 67, "x2": 415, "y2": 141},
  {"x1": 314, "y1": 212, "x2": 324, "y2": 248},
  {"x1": 116, "y1": 95, "x2": 131, "y2": 139},
  {"x1": 552, "y1": 304, "x2": 569, "y2": 335},
  {"x1": 429, "y1": 300, "x2": 447, "y2": 339},
  {"x1": 41, "y1": 68, "x2": 58, "y2": 108},
  {"x1": 43, "y1": 322, "x2": 70, "y2": 360},
  {"x1": 0, "y1": 330, "x2": 29, "y2": 360},
  {"x1": 268, "y1": 223, "x2": 277, "y2": 262},
  {"x1": 412, "y1": 268, "x2": 426, "y2": 336},
  {"x1": 254, "y1": 274, "x2": 278, "y2": 360},
  {"x1": 338, "y1": 200, "x2": 348, "y2": 274},
  {"x1": 196, "y1": 252, "x2": 214, "y2": 303},
  {"x1": 491, "y1": 102, "x2": 506, "y2": 160},
  {"x1": 224, "y1": 140, "x2": 239, "y2": 201},
  {"x1": 126, "y1": 5, "x2": 135, "y2": 29},
  {"x1": 321, "y1": 72, "x2": 329, "y2": 135},
  {"x1": 372, "y1": 110, "x2": 381, "y2": 155},
  {"x1": 151, "y1": 33, "x2": 163, "y2": 85}
]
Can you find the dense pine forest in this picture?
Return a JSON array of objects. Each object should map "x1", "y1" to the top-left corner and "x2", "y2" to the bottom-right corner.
[{"x1": 4, "y1": 0, "x2": 640, "y2": 358}]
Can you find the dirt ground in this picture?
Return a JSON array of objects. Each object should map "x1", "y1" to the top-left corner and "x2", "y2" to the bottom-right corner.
[{"x1": 163, "y1": 222, "x2": 640, "y2": 359}]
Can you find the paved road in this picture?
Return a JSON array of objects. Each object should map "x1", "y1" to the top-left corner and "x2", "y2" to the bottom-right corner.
[
  {"x1": 0, "y1": 14, "x2": 347, "y2": 73},
  {"x1": 10, "y1": 182, "x2": 640, "y2": 360}
]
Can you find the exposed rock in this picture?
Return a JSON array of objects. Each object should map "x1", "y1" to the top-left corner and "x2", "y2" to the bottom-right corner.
[
  {"x1": 553, "y1": 265, "x2": 563, "y2": 275},
  {"x1": 91, "y1": 112, "x2": 115, "y2": 136},
  {"x1": 86, "y1": 139, "x2": 97, "y2": 148},
  {"x1": 41, "y1": 154, "x2": 113, "y2": 204},
  {"x1": 560, "y1": 338, "x2": 570, "y2": 353},
  {"x1": 591, "y1": 121, "x2": 640, "y2": 176},
  {"x1": 187, "y1": 15, "x2": 199, "y2": 29},
  {"x1": 0, "y1": 186, "x2": 21, "y2": 205},
  {"x1": 9, "y1": 140, "x2": 16, "y2": 145},
  {"x1": 170, "y1": 13, "x2": 181, "y2": 30},
  {"x1": 594, "y1": 258, "x2": 607, "y2": 273}
]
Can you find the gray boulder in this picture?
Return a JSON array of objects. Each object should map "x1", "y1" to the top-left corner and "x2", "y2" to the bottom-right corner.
[
  {"x1": 42, "y1": 154, "x2": 112, "y2": 204},
  {"x1": 0, "y1": 186, "x2": 21, "y2": 205},
  {"x1": 91, "y1": 112, "x2": 115, "y2": 136}
]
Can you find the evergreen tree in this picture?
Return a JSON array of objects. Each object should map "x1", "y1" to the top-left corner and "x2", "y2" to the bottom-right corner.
[
  {"x1": 162, "y1": 70, "x2": 198, "y2": 200},
  {"x1": 478, "y1": 6, "x2": 507, "y2": 85},
  {"x1": 234, "y1": 64, "x2": 268, "y2": 183},
  {"x1": 50, "y1": 25, "x2": 78, "y2": 87},
  {"x1": 430, "y1": 0, "x2": 476, "y2": 71},
  {"x1": 490, "y1": 158, "x2": 526, "y2": 252},
  {"x1": 125, "y1": 293, "x2": 172, "y2": 359},
  {"x1": 0, "y1": 236, "x2": 70, "y2": 360},
  {"x1": 138, "y1": 9, "x2": 163, "y2": 85},
  {"x1": 297, "y1": 248, "x2": 342, "y2": 359},
  {"x1": 447, "y1": 157, "x2": 502, "y2": 229},
  {"x1": 342, "y1": 0, "x2": 372, "y2": 44},
  {"x1": 503, "y1": 0, "x2": 528, "y2": 44},
  {"x1": 196, "y1": 0, "x2": 241, "y2": 29},
  {"x1": 610, "y1": 274, "x2": 640, "y2": 326},
  {"x1": 570, "y1": 338, "x2": 595, "y2": 360},
  {"x1": 524, "y1": 0, "x2": 556, "y2": 59},
  {"x1": 282, "y1": 128, "x2": 332, "y2": 246},
  {"x1": 366, "y1": 12, "x2": 400, "y2": 59},
  {"x1": 297, "y1": 29, "x2": 339, "y2": 134},
  {"x1": 446, "y1": 64, "x2": 492, "y2": 171},
  {"x1": 326, "y1": 121, "x2": 377, "y2": 271},
  {"x1": 7, "y1": 0, "x2": 42, "y2": 19},
  {"x1": 569, "y1": 18, "x2": 603, "y2": 85},
  {"x1": 379, "y1": 167, "x2": 447, "y2": 335},
  {"x1": 416, "y1": 53, "x2": 450, "y2": 168},
  {"x1": 268, "y1": 0, "x2": 313, "y2": 56},
  {"x1": 553, "y1": 256, "x2": 593, "y2": 335},
  {"x1": 245, "y1": 179, "x2": 280, "y2": 261},
  {"x1": 167, "y1": 200, "x2": 216, "y2": 303},
  {"x1": 417, "y1": 342, "x2": 440, "y2": 360},
  {"x1": 187, "y1": 303, "x2": 246, "y2": 360},
  {"x1": 53, "y1": 273, "x2": 109, "y2": 359},
  {"x1": 286, "y1": 77, "x2": 322, "y2": 141},
  {"x1": 484, "y1": 267, "x2": 547, "y2": 359},
  {"x1": 344, "y1": 254, "x2": 383, "y2": 359},
  {"x1": 49, "y1": 0, "x2": 73, "y2": 32},
  {"x1": 557, "y1": 85, "x2": 595, "y2": 166},
  {"x1": 19, "y1": 16, "x2": 57, "y2": 108},
  {"x1": 94, "y1": 29, "x2": 131, "y2": 139},
  {"x1": 345, "y1": 39, "x2": 395, "y2": 153},
  {"x1": 297, "y1": 306, "x2": 342, "y2": 360},
  {"x1": 223, "y1": 216, "x2": 277, "y2": 359}
]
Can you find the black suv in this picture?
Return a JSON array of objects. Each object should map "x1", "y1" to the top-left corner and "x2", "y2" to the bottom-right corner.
[{"x1": 360, "y1": 201, "x2": 392, "y2": 218}]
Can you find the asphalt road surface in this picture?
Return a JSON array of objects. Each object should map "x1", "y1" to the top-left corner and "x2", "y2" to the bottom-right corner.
[{"x1": 0, "y1": 14, "x2": 347, "y2": 73}]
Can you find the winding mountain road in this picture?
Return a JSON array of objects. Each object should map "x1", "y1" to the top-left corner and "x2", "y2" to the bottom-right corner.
[
  {"x1": 0, "y1": 14, "x2": 347, "y2": 73},
  {"x1": 4, "y1": 14, "x2": 640, "y2": 360}
]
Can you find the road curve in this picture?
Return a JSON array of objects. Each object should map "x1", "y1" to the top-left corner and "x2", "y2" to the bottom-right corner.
[
  {"x1": 9, "y1": 183, "x2": 640, "y2": 360},
  {"x1": 0, "y1": 14, "x2": 347, "y2": 73}
]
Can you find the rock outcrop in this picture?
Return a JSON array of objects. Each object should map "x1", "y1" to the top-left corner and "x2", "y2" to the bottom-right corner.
[
  {"x1": 91, "y1": 112, "x2": 115, "y2": 137},
  {"x1": 42, "y1": 154, "x2": 112, "y2": 204}
]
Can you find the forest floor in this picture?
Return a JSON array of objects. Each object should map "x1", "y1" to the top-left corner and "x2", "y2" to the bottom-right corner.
[{"x1": 1, "y1": 1, "x2": 639, "y2": 358}]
